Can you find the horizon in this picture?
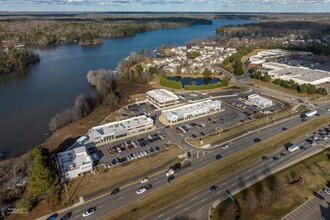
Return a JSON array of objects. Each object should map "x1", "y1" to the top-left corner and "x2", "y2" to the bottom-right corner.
[{"x1": 1, "y1": 0, "x2": 330, "y2": 13}]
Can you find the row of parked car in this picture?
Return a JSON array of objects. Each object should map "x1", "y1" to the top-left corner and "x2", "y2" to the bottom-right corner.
[
  {"x1": 306, "y1": 125, "x2": 330, "y2": 146},
  {"x1": 110, "y1": 146, "x2": 161, "y2": 166}
]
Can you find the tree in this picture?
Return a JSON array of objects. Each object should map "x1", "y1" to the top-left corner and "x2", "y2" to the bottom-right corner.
[
  {"x1": 261, "y1": 75, "x2": 272, "y2": 82},
  {"x1": 135, "y1": 64, "x2": 143, "y2": 74},
  {"x1": 28, "y1": 147, "x2": 59, "y2": 198},
  {"x1": 148, "y1": 66, "x2": 159, "y2": 74},
  {"x1": 233, "y1": 59, "x2": 244, "y2": 76},
  {"x1": 202, "y1": 68, "x2": 212, "y2": 76},
  {"x1": 17, "y1": 197, "x2": 33, "y2": 213},
  {"x1": 186, "y1": 51, "x2": 201, "y2": 59}
]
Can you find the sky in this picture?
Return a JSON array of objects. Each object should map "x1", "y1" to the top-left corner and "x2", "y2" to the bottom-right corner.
[{"x1": 0, "y1": 0, "x2": 330, "y2": 12}]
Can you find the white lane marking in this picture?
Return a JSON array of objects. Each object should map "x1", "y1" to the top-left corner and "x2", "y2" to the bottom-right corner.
[
  {"x1": 155, "y1": 180, "x2": 161, "y2": 184},
  {"x1": 73, "y1": 209, "x2": 81, "y2": 214},
  {"x1": 118, "y1": 196, "x2": 125, "y2": 200},
  {"x1": 248, "y1": 168, "x2": 253, "y2": 172},
  {"x1": 74, "y1": 216, "x2": 80, "y2": 219},
  {"x1": 96, "y1": 200, "x2": 103, "y2": 204},
  {"x1": 223, "y1": 181, "x2": 228, "y2": 185},
  {"x1": 201, "y1": 198, "x2": 207, "y2": 202},
  {"x1": 192, "y1": 196, "x2": 199, "y2": 201},
  {"x1": 184, "y1": 207, "x2": 190, "y2": 211},
  {"x1": 201, "y1": 161, "x2": 207, "y2": 165},
  {"x1": 235, "y1": 176, "x2": 240, "y2": 179},
  {"x1": 99, "y1": 205, "x2": 104, "y2": 208},
  {"x1": 175, "y1": 205, "x2": 182, "y2": 209},
  {"x1": 158, "y1": 214, "x2": 165, "y2": 218}
]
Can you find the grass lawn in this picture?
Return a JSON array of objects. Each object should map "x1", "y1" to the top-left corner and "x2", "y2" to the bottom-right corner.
[
  {"x1": 187, "y1": 105, "x2": 296, "y2": 147},
  {"x1": 101, "y1": 116, "x2": 330, "y2": 220},
  {"x1": 211, "y1": 149, "x2": 330, "y2": 220}
]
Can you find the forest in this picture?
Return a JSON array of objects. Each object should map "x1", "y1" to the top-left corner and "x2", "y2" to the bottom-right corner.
[{"x1": 0, "y1": 13, "x2": 212, "y2": 46}]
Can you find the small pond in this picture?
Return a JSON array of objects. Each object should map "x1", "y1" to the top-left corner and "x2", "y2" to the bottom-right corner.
[{"x1": 167, "y1": 76, "x2": 221, "y2": 87}]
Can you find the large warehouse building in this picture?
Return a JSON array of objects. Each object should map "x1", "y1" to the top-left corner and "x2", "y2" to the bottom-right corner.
[
  {"x1": 146, "y1": 89, "x2": 180, "y2": 108},
  {"x1": 248, "y1": 94, "x2": 273, "y2": 108},
  {"x1": 262, "y1": 62, "x2": 330, "y2": 85},
  {"x1": 162, "y1": 100, "x2": 221, "y2": 124},
  {"x1": 58, "y1": 146, "x2": 94, "y2": 180},
  {"x1": 88, "y1": 116, "x2": 154, "y2": 146}
]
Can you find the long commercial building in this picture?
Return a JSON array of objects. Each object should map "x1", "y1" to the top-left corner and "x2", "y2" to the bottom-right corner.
[
  {"x1": 88, "y1": 116, "x2": 154, "y2": 145},
  {"x1": 58, "y1": 146, "x2": 94, "y2": 180},
  {"x1": 146, "y1": 89, "x2": 179, "y2": 108},
  {"x1": 249, "y1": 49, "x2": 287, "y2": 65},
  {"x1": 262, "y1": 62, "x2": 330, "y2": 85},
  {"x1": 162, "y1": 100, "x2": 221, "y2": 124},
  {"x1": 248, "y1": 94, "x2": 273, "y2": 108}
]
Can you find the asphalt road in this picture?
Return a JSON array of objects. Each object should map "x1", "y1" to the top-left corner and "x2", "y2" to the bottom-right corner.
[{"x1": 40, "y1": 103, "x2": 330, "y2": 220}]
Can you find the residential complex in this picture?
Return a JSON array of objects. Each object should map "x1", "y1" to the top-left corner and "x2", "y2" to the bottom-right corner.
[
  {"x1": 88, "y1": 116, "x2": 155, "y2": 146},
  {"x1": 262, "y1": 62, "x2": 330, "y2": 85},
  {"x1": 146, "y1": 89, "x2": 180, "y2": 109},
  {"x1": 247, "y1": 94, "x2": 273, "y2": 108},
  {"x1": 57, "y1": 146, "x2": 94, "y2": 180},
  {"x1": 161, "y1": 100, "x2": 221, "y2": 124}
]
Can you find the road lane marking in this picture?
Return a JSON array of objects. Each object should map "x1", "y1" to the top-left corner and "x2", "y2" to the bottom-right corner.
[
  {"x1": 201, "y1": 198, "x2": 207, "y2": 202},
  {"x1": 96, "y1": 200, "x2": 103, "y2": 204},
  {"x1": 248, "y1": 168, "x2": 253, "y2": 172},
  {"x1": 192, "y1": 196, "x2": 199, "y2": 201},
  {"x1": 118, "y1": 196, "x2": 125, "y2": 200},
  {"x1": 73, "y1": 209, "x2": 81, "y2": 214},
  {"x1": 175, "y1": 205, "x2": 182, "y2": 209},
  {"x1": 158, "y1": 214, "x2": 165, "y2": 218},
  {"x1": 184, "y1": 207, "x2": 190, "y2": 211},
  {"x1": 155, "y1": 180, "x2": 161, "y2": 184},
  {"x1": 99, "y1": 205, "x2": 104, "y2": 208},
  {"x1": 74, "y1": 216, "x2": 80, "y2": 219},
  {"x1": 201, "y1": 161, "x2": 207, "y2": 165}
]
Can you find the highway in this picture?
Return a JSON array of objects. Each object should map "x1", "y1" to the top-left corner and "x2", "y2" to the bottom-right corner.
[{"x1": 46, "y1": 103, "x2": 330, "y2": 220}]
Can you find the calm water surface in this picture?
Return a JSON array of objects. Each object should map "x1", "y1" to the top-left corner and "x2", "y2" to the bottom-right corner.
[
  {"x1": 0, "y1": 19, "x2": 257, "y2": 155},
  {"x1": 167, "y1": 76, "x2": 221, "y2": 87}
]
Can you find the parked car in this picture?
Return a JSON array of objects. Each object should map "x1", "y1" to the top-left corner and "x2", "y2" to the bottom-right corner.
[
  {"x1": 141, "y1": 177, "x2": 149, "y2": 183},
  {"x1": 82, "y1": 208, "x2": 96, "y2": 217},
  {"x1": 111, "y1": 188, "x2": 120, "y2": 195},
  {"x1": 136, "y1": 187, "x2": 147, "y2": 195},
  {"x1": 324, "y1": 187, "x2": 330, "y2": 195},
  {"x1": 210, "y1": 185, "x2": 219, "y2": 193}
]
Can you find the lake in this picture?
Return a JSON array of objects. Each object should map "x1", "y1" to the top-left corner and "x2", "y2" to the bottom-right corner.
[
  {"x1": 167, "y1": 76, "x2": 221, "y2": 87},
  {"x1": 0, "y1": 19, "x2": 257, "y2": 156}
]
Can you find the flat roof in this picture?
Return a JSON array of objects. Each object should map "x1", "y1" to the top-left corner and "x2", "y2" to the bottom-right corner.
[
  {"x1": 248, "y1": 94, "x2": 272, "y2": 103},
  {"x1": 163, "y1": 100, "x2": 220, "y2": 119},
  {"x1": 58, "y1": 146, "x2": 92, "y2": 173},
  {"x1": 89, "y1": 116, "x2": 153, "y2": 139},
  {"x1": 262, "y1": 62, "x2": 291, "y2": 69},
  {"x1": 146, "y1": 89, "x2": 179, "y2": 103},
  {"x1": 270, "y1": 67, "x2": 330, "y2": 83}
]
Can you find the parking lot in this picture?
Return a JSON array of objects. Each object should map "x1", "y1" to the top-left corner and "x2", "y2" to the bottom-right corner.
[
  {"x1": 94, "y1": 131, "x2": 169, "y2": 167},
  {"x1": 284, "y1": 189, "x2": 330, "y2": 220},
  {"x1": 120, "y1": 102, "x2": 157, "y2": 118}
]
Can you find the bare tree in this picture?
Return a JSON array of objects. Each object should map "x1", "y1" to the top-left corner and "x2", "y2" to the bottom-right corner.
[{"x1": 74, "y1": 94, "x2": 91, "y2": 120}]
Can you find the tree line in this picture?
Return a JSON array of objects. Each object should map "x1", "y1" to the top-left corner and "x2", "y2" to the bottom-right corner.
[
  {"x1": 48, "y1": 69, "x2": 120, "y2": 132},
  {"x1": 0, "y1": 46, "x2": 39, "y2": 74},
  {"x1": 159, "y1": 76, "x2": 230, "y2": 90},
  {"x1": 223, "y1": 45, "x2": 254, "y2": 76}
]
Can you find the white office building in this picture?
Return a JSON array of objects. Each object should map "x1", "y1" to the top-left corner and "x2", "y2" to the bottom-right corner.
[
  {"x1": 58, "y1": 146, "x2": 94, "y2": 180},
  {"x1": 249, "y1": 49, "x2": 287, "y2": 65},
  {"x1": 248, "y1": 94, "x2": 273, "y2": 108},
  {"x1": 146, "y1": 89, "x2": 180, "y2": 108},
  {"x1": 88, "y1": 116, "x2": 154, "y2": 145},
  {"x1": 162, "y1": 100, "x2": 221, "y2": 123}
]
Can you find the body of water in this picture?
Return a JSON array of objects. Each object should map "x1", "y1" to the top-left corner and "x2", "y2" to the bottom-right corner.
[
  {"x1": 167, "y1": 76, "x2": 221, "y2": 87},
  {"x1": 0, "y1": 19, "x2": 257, "y2": 156}
]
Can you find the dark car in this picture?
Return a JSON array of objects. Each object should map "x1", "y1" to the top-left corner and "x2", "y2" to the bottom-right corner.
[
  {"x1": 272, "y1": 156, "x2": 279, "y2": 160},
  {"x1": 155, "y1": 146, "x2": 160, "y2": 151},
  {"x1": 315, "y1": 193, "x2": 325, "y2": 200},
  {"x1": 254, "y1": 138, "x2": 261, "y2": 143},
  {"x1": 262, "y1": 156, "x2": 269, "y2": 161},
  {"x1": 200, "y1": 132, "x2": 206, "y2": 136},
  {"x1": 168, "y1": 175, "x2": 175, "y2": 182},
  {"x1": 192, "y1": 134, "x2": 197, "y2": 138},
  {"x1": 210, "y1": 185, "x2": 219, "y2": 193},
  {"x1": 60, "y1": 212, "x2": 72, "y2": 220},
  {"x1": 111, "y1": 188, "x2": 120, "y2": 195},
  {"x1": 280, "y1": 152, "x2": 286, "y2": 157},
  {"x1": 300, "y1": 146, "x2": 307, "y2": 151},
  {"x1": 215, "y1": 154, "x2": 222, "y2": 160},
  {"x1": 172, "y1": 163, "x2": 182, "y2": 170},
  {"x1": 187, "y1": 152, "x2": 191, "y2": 158},
  {"x1": 282, "y1": 127, "x2": 287, "y2": 131},
  {"x1": 145, "y1": 184, "x2": 152, "y2": 190}
]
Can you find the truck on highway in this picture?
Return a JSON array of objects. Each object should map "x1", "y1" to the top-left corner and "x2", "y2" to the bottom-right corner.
[
  {"x1": 304, "y1": 110, "x2": 317, "y2": 117},
  {"x1": 165, "y1": 162, "x2": 191, "y2": 177}
]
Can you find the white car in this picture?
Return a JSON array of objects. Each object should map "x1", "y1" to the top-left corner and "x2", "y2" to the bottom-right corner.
[
  {"x1": 222, "y1": 144, "x2": 229, "y2": 150},
  {"x1": 141, "y1": 177, "x2": 149, "y2": 183},
  {"x1": 324, "y1": 187, "x2": 330, "y2": 195},
  {"x1": 82, "y1": 208, "x2": 96, "y2": 217},
  {"x1": 166, "y1": 169, "x2": 174, "y2": 177},
  {"x1": 136, "y1": 187, "x2": 147, "y2": 194}
]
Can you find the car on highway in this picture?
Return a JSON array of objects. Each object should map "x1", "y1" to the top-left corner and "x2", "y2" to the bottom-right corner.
[
  {"x1": 168, "y1": 175, "x2": 175, "y2": 182},
  {"x1": 111, "y1": 188, "x2": 120, "y2": 195},
  {"x1": 60, "y1": 212, "x2": 72, "y2": 220},
  {"x1": 222, "y1": 144, "x2": 229, "y2": 150},
  {"x1": 324, "y1": 187, "x2": 330, "y2": 195},
  {"x1": 262, "y1": 156, "x2": 269, "y2": 161},
  {"x1": 136, "y1": 187, "x2": 147, "y2": 194},
  {"x1": 280, "y1": 152, "x2": 286, "y2": 157},
  {"x1": 254, "y1": 138, "x2": 261, "y2": 143},
  {"x1": 300, "y1": 146, "x2": 307, "y2": 151},
  {"x1": 46, "y1": 213, "x2": 58, "y2": 220},
  {"x1": 272, "y1": 156, "x2": 279, "y2": 160},
  {"x1": 215, "y1": 154, "x2": 222, "y2": 160},
  {"x1": 282, "y1": 127, "x2": 287, "y2": 131},
  {"x1": 210, "y1": 185, "x2": 219, "y2": 193},
  {"x1": 141, "y1": 177, "x2": 149, "y2": 183},
  {"x1": 82, "y1": 208, "x2": 96, "y2": 217},
  {"x1": 145, "y1": 184, "x2": 152, "y2": 190}
]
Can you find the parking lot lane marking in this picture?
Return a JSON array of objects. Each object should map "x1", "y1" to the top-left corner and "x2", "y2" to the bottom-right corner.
[
  {"x1": 73, "y1": 209, "x2": 81, "y2": 214},
  {"x1": 99, "y1": 205, "x2": 104, "y2": 209},
  {"x1": 192, "y1": 196, "x2": 199, "y2": 201}
]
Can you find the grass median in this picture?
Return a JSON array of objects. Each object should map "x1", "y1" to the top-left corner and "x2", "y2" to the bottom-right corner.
[
  {"x1": 102, "y1": 116, "x2": 330, "y2": 220},
  {"x1": 187, "y1": 106, "x2": 295, "y2": 147},
  {"x1": 211, "y1": 148, "x2": 330, "y2": 220}
]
